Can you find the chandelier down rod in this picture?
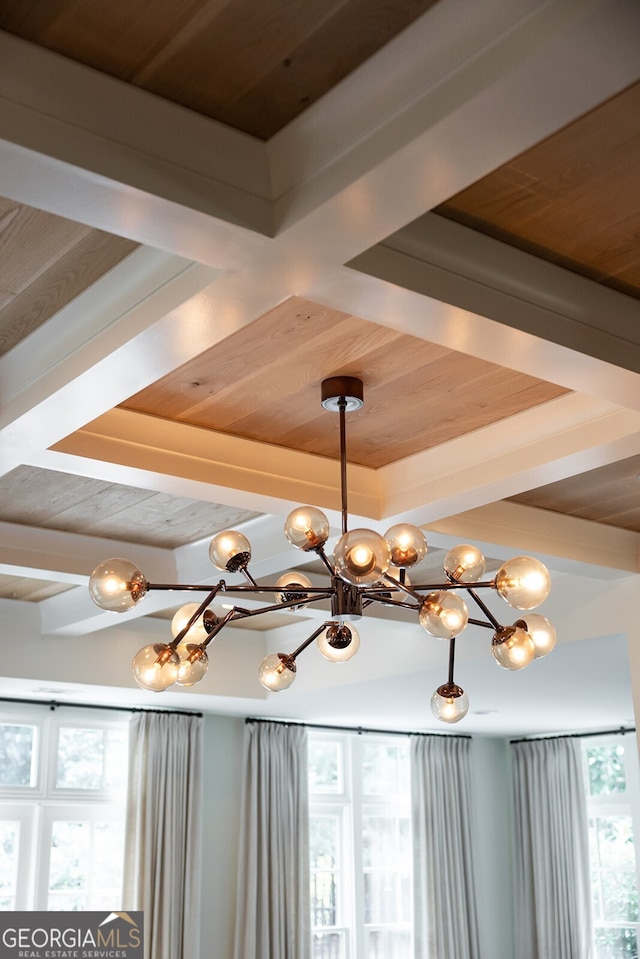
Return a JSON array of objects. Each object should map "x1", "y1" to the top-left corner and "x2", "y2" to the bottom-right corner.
[{"x1": 88, "y1": 375, "x2": 556, "y2": 724}]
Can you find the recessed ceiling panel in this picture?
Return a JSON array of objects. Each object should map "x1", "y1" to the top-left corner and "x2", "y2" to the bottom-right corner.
[
  {"x1": 0, "y1": 573, "x2": 74, "y2": 602},
  {"x1": 509, "y1": 454, "x2": 640, "y2": 533},
  {"x1": 120, "y1": 296, "x2": 569, "y2": 469},
  {"x1": 435, "y1": 81, "x2": 640, "y2": 298},
  {"x1": 0, "y1": 466, "x2": 261, "y2": 548},
  {"x1": 0, "y1": 0, "x2": 440, "y2": 139}
]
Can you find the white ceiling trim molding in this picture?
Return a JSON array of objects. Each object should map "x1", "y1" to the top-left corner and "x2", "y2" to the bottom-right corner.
[
  {"x1": 49, "y1": 409, "x2": 382, "y2": 519},
  {"x1": 379, "y1": 396, "x2": 640, "y2": 520},
  {"x1": 44, "y1": 395, "x2": 640, "y2": 534}
]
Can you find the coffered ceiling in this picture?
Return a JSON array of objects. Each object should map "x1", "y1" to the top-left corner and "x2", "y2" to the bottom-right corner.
[{"x1": 1, "y1": 0, "x2": 640, "y2": 735}]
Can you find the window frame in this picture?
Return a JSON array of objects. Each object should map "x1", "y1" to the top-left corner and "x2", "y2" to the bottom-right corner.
[
  {"x1": 0, "y1": 703, "x2": 129, "y2": 912},
  {"x1": 582, "y1": 732, "x2": 640, "y2": 956},
  {"x1": 308, "y1": 730, "x2": 413, "y2": 959}
]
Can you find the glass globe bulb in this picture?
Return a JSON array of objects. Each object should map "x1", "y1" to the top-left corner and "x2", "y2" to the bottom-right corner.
[
  {"x1": 131, "y1": 643, "x2": 179, "y2": 691},
  {"x1": 495, "y1": 556, "x2": 551, "y2": 609},
  {"x1": 317, "y1": 622, "x2": 360, "y2": 662},
  {"x1": 258, "y1": 653, "x2": 296, "y2": 691},
  {"x1": 384, "y1": 524, "x2": 427, "y2": 568},
  {"x1": 430, "y1": 684, "x2": 469, "y2": 723},
  {"x1": 171, "y1": 603, "x2": 216, "y2": 644},
  {"x1": 175, "y1": 644, "x2": 209, "y2": 686},
  {"x1": 516, "y1": 614, "x2": 556, "y2": 658},
  {"x1": 333, "y1": 529, "x2": 391, "y2": 586},
  {"x1": 284, "y1": 507, "x2": 330, "y2": 551},
  {"x1": 491, "y1": 625, "x2": 535, "y2": 670},
  {"x1": 419, "y1": 591, "x2": 469, "y2": 639},
  {"x1": 444, "y1": 544, "x2": 486, "y2": 583},
  {"x1": 89, "y1": 558, "x2": 147, "y2": 611},
  {"x1": 274, "y1": 572, "x2": 313, "y2": 607},
  {"x1": 209, "y1": 530, "x2": 252, "y2": 572}
]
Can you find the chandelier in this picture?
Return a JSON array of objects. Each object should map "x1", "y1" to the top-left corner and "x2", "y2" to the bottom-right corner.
[{"x1": 88, "y1": 377, "x2": 555, "y2": 724}]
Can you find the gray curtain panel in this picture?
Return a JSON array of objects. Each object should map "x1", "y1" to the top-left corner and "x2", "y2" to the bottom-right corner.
[
  {"x1": 123, "y1": 711, "x2": 203, "y2": 959},
  {"x1": 233, "y1": 721, "x2": 310, "y2": 959},
  {"x1": 411, "y1": 734, "x2": 480, "y2": 959},
  {"x1": 511, "y1": 737, "x2": 592, "y2": 959}
]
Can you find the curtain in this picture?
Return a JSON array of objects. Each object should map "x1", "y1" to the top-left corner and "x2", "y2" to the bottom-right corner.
[
  {"x1": 123, "y1": 710, "x2": 203, "y2": 959},
  {"x1": 411, "y1": 734, "x2": 480, "y2": 959},
  {"x1": 512, "y1": 737, "x2": 592, "y2": 959},
  {"x1": 233, "y1": 720, "x2": 310, "y2": 959}
]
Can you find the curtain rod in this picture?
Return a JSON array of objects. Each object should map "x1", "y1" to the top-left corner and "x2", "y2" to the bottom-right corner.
[
  {"x1": 510, "y1": 725, "x2": 635, "y2": 745},
  {"x1": 245, "y1": 716, "x2": 471, "y2": 739},
  {"x1": 0, "y1": 695, "x2": 202, "y2": 718}
]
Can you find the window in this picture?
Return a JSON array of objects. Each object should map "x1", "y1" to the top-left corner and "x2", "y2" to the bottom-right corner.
[
  {"x1": 583, "y1": 734, "x2": 640, "y2": 958},
  {"x1": 0, "y1": 705, "x2": 129, "y2": 911},
  {"x1": 308, "y1": 731, "x2": 413, "y2": 959}
]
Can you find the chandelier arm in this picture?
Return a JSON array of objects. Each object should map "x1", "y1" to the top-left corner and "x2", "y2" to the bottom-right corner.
[
  {"x1": 406, "y1": 580, "x2": 497, "y2": 591},
  {"x1": 316, "y1": 545, "x2": 336, "y2": 575},
  {"x1": 223, "y1": 593, "x2": 335, "y2": 620},
  {"x1": 468, "y1": 617, "x2": 498, "y2": 629},
  {"x1": 202, "y1": 608, "x2": 236, "y2": 648},
  {"x1": 241, "y1": 566, "x2": 259, "y2": 587},
  {"x1": 292, "y1": 623, "x2": 332, "y2": 660},
  {"x1": 169, "y1": 584, "x2": 224, "y2": 648},
  {"x1": 379, "y1": 572, "x2": 424, "y2": 604},
  {"x1": 147, "y1": 581, "x2": 226, "y2": 592},
  {"x1": 463, "y1": 586, "x2": 502, "y2": 630},
  {"x1": 204, "y1": 584, "x2": 333, "y2": 596},
  {"x1": 363, "y1": 595, "x2": 420, "y2": 611}
]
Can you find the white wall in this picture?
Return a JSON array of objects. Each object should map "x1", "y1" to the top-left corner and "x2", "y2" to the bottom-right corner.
[{"x1": 197, "y1": 717, "x2": 515, "y2": 958}]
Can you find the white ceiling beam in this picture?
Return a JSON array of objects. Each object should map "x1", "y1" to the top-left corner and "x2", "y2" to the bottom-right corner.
[{"x1": 0, "y1": 521, "x2": 177, "y2": 584}]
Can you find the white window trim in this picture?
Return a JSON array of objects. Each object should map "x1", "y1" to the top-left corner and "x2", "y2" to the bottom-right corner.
[
  {"x1": 308, "y1": 730, "x2": 413, "y2": 959},
  {"x1": 583, "y1": 732, "x2": 640, "y2": 951},
  {"x1": 0, "y1": 703, "x2": 129, "y2": 911}
]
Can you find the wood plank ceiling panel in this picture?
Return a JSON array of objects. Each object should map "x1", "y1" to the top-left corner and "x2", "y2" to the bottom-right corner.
[
  {"x1": 120, "y1": 296, "x2": 569, "y2": 469},
  {"x1": 0, "y1": 197, "x2": 138, "y2": 356},
  {"x1": 0, "y1": 0, "x2": 439, "y2": 139},
  {"x1": 0, "y1": 467, "x2": 260, "y2": 548},
  {"x1": 509, "y1": 454, "x2": 640, "y2": 533},
  {"x1": 435, "y1": 81, "x2": 640, "y2": 298},
  {"x1": 0, "y1": 574, "x2": 74, "y2": 602}
]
